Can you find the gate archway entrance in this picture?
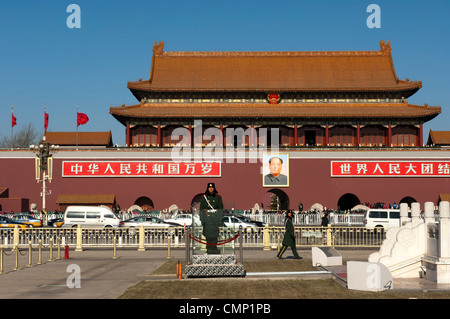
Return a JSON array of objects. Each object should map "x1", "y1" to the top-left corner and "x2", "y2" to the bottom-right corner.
[
  {"x1": 399, "y1": 196, "x2": 417, "y2": 207},
  {"x1": 337, "y1": 193, "x2": 360, "y2": 211},
  {"x1": 264, "y1": 189, "x2": 290, "y2": 211},
  {"x1": 134, "y1": 196, "x2": 154, "y2": 211}
]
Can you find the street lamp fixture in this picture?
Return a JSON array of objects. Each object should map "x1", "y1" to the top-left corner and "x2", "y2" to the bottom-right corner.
[{"x1": 30, "y1": 136, "x2": 59, "y2": 212}]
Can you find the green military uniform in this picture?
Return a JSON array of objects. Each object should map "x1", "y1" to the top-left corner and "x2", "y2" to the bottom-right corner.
[
  {"x1": 277, "y1": 211, "x2": 301, "y2": 259},
  {"x1": 199, "y1": 183, "x2": 224, "y2": 254}
]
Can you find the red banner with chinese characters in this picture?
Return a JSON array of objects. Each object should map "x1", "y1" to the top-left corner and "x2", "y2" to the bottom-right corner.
[
  {"x1": 62, "y1": 161, "x2": 221, "y2": 177},
  {"x1": 331, "y1": 161, "x2": 450, "y2": 177}
]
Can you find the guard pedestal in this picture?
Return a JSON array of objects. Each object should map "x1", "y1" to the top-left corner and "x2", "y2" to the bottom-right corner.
[
  {"x1": 185, "y1": 254, "x2": 245, "y2": 278},
  {"x1": 185, "y1": 211, "x2": 245, "y2": 278}
]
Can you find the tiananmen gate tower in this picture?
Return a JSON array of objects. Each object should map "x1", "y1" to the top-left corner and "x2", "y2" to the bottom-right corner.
[{"x1": 1, "y1": 41, "x2": 449, "y2": 213}]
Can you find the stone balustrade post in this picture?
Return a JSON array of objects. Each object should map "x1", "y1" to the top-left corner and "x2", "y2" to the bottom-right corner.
[
  {"x1": 439, "y1": 201, "x2": 449, "y2": 219},
  {"x1": 424, "y1": 202, "x2": 436, "y2": 225},
  {"x1": 400, "y1": 202, "x2": 409, "y2": 226},
  {"x1": 439, "y1": 201, "x2": 450, "y2": 258},
  {"x1": 424, "y1": 201, "x2": 438, "y2": 256},
  {"x1": 411, "y1": 202, "x2": 421, "y2": 228}
]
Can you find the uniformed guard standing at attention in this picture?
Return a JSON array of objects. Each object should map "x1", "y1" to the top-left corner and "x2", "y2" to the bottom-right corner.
[
  {"x1": 276, "y1": 210, "x2": 301, "y2": 259},
  {"x1": 199, "y1": 183, "x2": 224, "y2": 254}
]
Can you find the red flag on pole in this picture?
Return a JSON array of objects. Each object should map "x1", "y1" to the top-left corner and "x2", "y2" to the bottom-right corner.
[
  {"x1": 77, "y1": 112, "x2": 89, "y2": 127},
  {"x1": 44, "y1": 112, "x2": 49, "y2": 131},
  {"x1": 12, "y1": 113, "x2": 17, "y2": 127}
]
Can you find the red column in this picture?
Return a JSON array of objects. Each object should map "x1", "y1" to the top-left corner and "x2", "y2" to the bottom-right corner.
[
  {"x1": 250, "y1": 125, "x2": 254, "y2": 147},
  {"x1": 126, "y1": 124, "x2": 131, "y2": 147},
  {"x1": 220, "y1": 125, "x2": 223, "y2": 147},
  {"x1": 294, "y1": 125, "x2": 298, "y2": 146},
  {"x1": 356, "y1": 125, "x2": 360, "y2": 147},
  {"x1": 157, "y1": 124, "x2": 161, "y2": 147},
  {"x1": 189, "y1": 124, "x2": 193, "y2": 147},
  {"x1": 325, "y1": 125, "x2": 329, "y2": 146},
  {"x1": 419, "y1": 124, "x2": 423, "y2": 147},
  {"x1": 388, "y1": 124, "x2": 392, "y2": 147}
]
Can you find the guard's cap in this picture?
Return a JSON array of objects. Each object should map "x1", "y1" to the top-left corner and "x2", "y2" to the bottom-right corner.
[{"x1": 205, "y1": 182, "x2": 218, "y2": 194}]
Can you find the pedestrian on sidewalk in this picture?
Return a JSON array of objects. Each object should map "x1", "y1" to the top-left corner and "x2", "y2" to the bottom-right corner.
[{"x1": 276, "y1": 210, "x2": 301, "y2": 259}]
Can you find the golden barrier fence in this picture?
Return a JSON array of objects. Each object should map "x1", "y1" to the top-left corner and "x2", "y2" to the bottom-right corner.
[
  {"x1": 0, "y1": 238, "x2": 63, "y2": 274},
  {"x1": 0, "y1": 225, "x2": 384, "y2": 273},
  {"x1": 0, "y1": 224, "x2": 385, "y2": 250}
]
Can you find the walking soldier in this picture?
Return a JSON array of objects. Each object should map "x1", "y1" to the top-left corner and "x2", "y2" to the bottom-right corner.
[{"x1": 277, "y1": 210, "x2": 301, "y2": 259}]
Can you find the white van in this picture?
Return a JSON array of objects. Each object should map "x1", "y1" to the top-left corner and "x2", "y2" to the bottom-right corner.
[
  {"x1": 364, "y1": 208, "x2": 410, "y2": 229},
  {"x1": 64, "y1": 206, "x2": 120, "y2": 228}
]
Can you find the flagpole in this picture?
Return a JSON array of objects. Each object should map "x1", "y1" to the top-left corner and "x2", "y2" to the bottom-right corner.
[
  {"x1": 76, "y1": 105, "x2": 78, "y2": 149},
  {"x1": 11, "y1": 105, "x2": 13, "y2": 149}
]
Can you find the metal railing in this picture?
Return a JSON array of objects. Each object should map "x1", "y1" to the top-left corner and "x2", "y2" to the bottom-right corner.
[
  {"x1": 1, "y1": 224, "x2": 384, "y2": 250},
  {"x1": 1, "y1": 211, "x2": 367, "y2": 227}
]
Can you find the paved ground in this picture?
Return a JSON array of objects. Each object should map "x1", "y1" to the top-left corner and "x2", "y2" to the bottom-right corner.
[
  {"x1": 0, "y1": 247, "x2": 449, "y2": 299},
  {"x1": 0, "y1": 248, "x2": 183, "y2": 299}
]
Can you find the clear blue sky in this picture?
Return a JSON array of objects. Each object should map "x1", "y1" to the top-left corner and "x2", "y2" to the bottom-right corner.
[{"x1": 1, "y1": 0, "x2": 449, "y2": 146}]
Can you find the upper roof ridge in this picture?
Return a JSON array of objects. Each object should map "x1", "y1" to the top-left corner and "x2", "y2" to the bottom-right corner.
[{"x1": 152, "y1": 40, "x2": 392, "y2": 57}]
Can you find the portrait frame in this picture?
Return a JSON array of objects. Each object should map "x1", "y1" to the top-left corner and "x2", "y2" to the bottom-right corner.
[{"x1": 262, "y1": 153, "x2": 289, "y2": 187}]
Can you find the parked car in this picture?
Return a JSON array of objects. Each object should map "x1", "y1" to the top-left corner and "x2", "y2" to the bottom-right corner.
[
  {"x1": 48, "y1": 218, "x2": 64, "y2": 227},
  {"x1": 364, "y1": 208, "x2": 411, "y2": 229},
  {"x1": 222, "y1": 214, "x2": 265, "y2": 232},
  {"x1": 232, "y1": 214, "x2": 265, "y2": 227},
  {"x1": 164, "y1": 213, "x2": 193, "y2": 227},
  {"x1": 119, "y1": 216, "x2": 181, "y2": 228},
  {"x1": 12, "y1": 215, "x2": 42, "y2": 227},
  {"x1": 63, "y1": 206, "x2": 120, "y2": 228},
  {"x1": 0, "y1": 216, "x2": 29, "y2": 229}
]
